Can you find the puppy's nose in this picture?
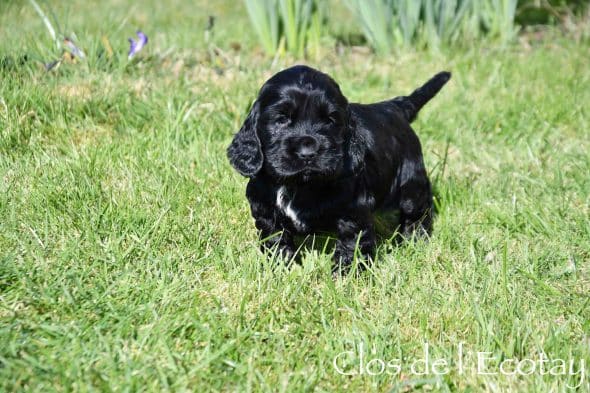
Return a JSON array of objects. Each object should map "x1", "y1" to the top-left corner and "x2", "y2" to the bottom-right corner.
[{"x1": 290, "y1": 135, "x2": 319, "y2": 160}]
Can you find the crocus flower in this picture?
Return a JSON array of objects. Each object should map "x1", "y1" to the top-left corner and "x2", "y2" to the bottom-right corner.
[
  {"x1": 45, "y1": 59, "x2": 61, "y2": 71},
  {"x1": 63, "y1": 37, "x2": 85, "y2": 59},
  {"x1": 128, "y1": 31, "x2": 148, "y2": 59}
]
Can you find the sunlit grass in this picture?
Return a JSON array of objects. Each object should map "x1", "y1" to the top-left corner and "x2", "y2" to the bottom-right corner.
[{"x1": 0, "y1": 1, "x2": 589, "y2": 392}]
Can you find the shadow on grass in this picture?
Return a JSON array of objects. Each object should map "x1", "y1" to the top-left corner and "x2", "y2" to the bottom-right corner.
[{"x1": 292, "y1": 209, "x2": 404, "y2": 258}]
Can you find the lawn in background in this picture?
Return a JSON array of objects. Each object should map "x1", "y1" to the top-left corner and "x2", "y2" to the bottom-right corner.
[{"x1": 0, "y1": 1, "x2": 589, "y2": 391}]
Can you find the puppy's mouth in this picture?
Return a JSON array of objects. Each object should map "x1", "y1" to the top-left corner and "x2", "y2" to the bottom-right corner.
[
  {"x1": 300, "y1": 169, "x2": 330, "y2": 183},
  {"x1": 282, "y1": 165, "x2": 321, "y2": 177},
  {"x1": 280, "y1": 161, "x2": 340, "y2": 183}
]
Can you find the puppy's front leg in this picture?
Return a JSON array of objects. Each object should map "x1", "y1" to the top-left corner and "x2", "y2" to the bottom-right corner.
[
  {"x1": 246, "y1": 181, "x2": 296, "y2": 262},
  {"x1": 333, "y1": 213, "x2": 376, "y2": 274},
  {"x1": 251, "y1": 201, "x2": 296, "y2": 261}
]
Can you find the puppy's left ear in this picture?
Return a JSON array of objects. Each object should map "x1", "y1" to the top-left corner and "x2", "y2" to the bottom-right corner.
[
  {"x1": 344, "y1": 112, "x2": 366, "y2": 175},
  {"x1": 227, "y1": 101, "x2": 263, "y2": 177}
]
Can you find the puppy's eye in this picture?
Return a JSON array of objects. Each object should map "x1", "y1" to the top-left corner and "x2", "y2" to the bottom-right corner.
[
  {"x1": 328, "y1": 112, "x2": 341, "y2": 125},
  {"x1": 275, "y1": 114, "x2": 291, "y2": 125}
]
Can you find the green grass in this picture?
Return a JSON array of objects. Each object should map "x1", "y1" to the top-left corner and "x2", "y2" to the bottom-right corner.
[{"x1": 1, "y1": 1, "x2": 589, "y2": 392}]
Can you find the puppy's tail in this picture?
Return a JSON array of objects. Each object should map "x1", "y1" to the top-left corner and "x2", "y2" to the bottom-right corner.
[{"x1": 395, "y1": 71, "x2": 451, "y2": 123}]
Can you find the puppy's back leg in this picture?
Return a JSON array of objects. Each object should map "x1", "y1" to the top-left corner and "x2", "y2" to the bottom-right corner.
[{"x1": 397, "y1": 158, "x2": 433, "y2": 239}]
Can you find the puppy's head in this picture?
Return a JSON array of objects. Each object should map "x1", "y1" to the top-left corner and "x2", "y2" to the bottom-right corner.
[{"x1": 228, "y1": 65, "x2": 364, "y2": 182}]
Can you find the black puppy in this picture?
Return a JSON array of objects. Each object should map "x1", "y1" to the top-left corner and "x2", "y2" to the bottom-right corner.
[{"x1": 228, "y1": 65, "x2": 450, "y2": 272}]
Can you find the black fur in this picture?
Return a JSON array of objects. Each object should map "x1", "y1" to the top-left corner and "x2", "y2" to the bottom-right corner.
[{"x1": 227, "y1": 65, "x2": 450, "y2": 273}]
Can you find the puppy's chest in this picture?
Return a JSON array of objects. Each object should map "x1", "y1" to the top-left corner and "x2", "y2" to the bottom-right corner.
[{"x1": 275, "y1": 186, "x2": 336, "y2": 233}]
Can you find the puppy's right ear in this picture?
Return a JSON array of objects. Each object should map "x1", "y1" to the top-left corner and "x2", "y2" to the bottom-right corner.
[{"x1": 227, "y1": 101, "x2": 263, "y2": 177}]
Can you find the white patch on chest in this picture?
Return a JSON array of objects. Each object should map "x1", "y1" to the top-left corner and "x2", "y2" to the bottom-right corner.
[{"x1": 276, "y1": 186, "x2": 307, "y2": 231}]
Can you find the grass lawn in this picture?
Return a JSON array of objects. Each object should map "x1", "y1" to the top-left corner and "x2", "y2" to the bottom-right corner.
[{"x1": 1, "y1": 1, "x2": 589, "y2": 392}]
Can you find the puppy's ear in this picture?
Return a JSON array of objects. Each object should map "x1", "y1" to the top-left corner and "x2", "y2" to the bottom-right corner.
[
  {"x1": 227, "y1": 101, "x2": 263, "y2": 177},
  {"x1": 344, "y1": 112, "x2": 366, "y2": 175}
]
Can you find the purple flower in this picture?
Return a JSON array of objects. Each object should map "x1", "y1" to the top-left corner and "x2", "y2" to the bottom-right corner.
[
  {"x1": 45, "y1": 59, "x2": 61, "y2": 71},
  {"x1": 63, "y1": 37, "x2": 85, "y2": 59},
  {"x1": 128, "y1": 31, "x2": 148, "y2": 59}
]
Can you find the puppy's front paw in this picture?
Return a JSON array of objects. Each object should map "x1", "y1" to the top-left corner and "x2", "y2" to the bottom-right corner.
[
  {"x1": 261, "y1": 242, "x2": 300, "y2": 266},
  {"x1": 332, "y1": 247, "x2": 354, "y2": 276},
  {"x1": 400, "y1": 218, "x2": 431, "y2": 241},
  {"x1": 332, "y1": 246, "x2": 373, "y2": 276},
  {"x1": 276, "y1": 245, "x2": 300, "y2": 265}
]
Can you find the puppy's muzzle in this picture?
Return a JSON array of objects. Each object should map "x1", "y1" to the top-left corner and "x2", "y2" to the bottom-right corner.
[{"x1": 286, "y1": 135, "x2": 320, "y2": 161}]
